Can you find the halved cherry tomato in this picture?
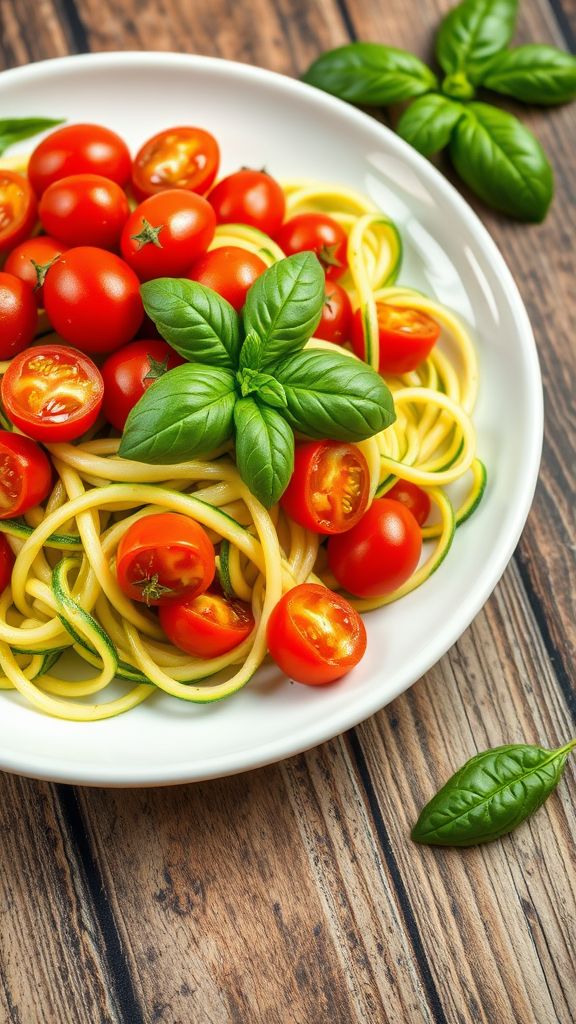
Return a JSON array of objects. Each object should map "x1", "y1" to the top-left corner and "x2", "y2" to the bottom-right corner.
[
  {"x1": 266, "y1": 582, "x2": 366, "y2": 686},
  {"x1": 116, "y1": 513, "x2": 215, "y2": 606},
  {"x1": 352, "y1": 304, "x2": 441, "y2": 375},
  {"x1": 187, "y1": 245, "x2": 267, "y2": 311},
  {"x1": 0, "y1": 430, "x2": 52, "y2": 519},
  {"x1": 1, "y1": 345, "x2": 104, "y2": 443},
  {"x1": 28, "y1": 123, "x2": 131, "y2": 196},
  {"x1": 131, "y1": 127, "x2": 220, "y2": 202},
  {"x1": 101, "y1": 339, "x2": 185, "y2": 431},
  {"x1": 315, "y1": 282, "x2": 352, "y2": 344},
  {"x1": 276, "y1": 213, "x2": 348, "y2": 280},
  {"x1": 0, "y1": 273, "x2": 37, "y2": 359},
  {"x1": 0, "y1": 171, "x2": 37, "y2": 252},
  {"x1": 4, "y1": 236, "x2": 67, "y2": 307},
  {"x1": 328, "y1": 498, "x2": 422, "y2": 598},
  {"x1": 281, "y1": 441, "x2": 370, "y2": 535},
  {"x1": 0, "y1": 534, "x2": 15, "y2": 592},
  {"x1": 39, "y1": 174, "x2": 130, "y2": 250},
  {"x1": 120, "y1": 190, "x2": 216, "y2": 281},
  {"x1": 43, "y1": 247, "x2": 143, "y2": 354},
  {"x1": 386, "y1": 480, "x2": 431, "y2": 527},
  {"x1": 208, "y1": 169, "x2": 285, "y2": 236},
  {"x1": 159, "y1": 590, "x2": 255, "y2": 658}
]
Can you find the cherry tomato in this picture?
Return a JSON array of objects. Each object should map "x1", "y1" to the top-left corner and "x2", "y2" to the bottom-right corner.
[
  {"x1": 386, "y1": 480, "x2": 431, "y2": 527},
  {"x1": 0, "y1": 273, "x2": 37, "y2": 359},
  {"x1": 208, "y1": 169, "x2": 285, "y2": 236},
  {"x1": 131, "y1": 126, "x2": 220, "y2": 202},
  {"x1": 187, "y1": 245, "x2": 267, "y2": 311},
  {"x1": 276, "y1": 213, "x2": 348, "y2": 280},
  {"x1": 267, "y1": 582, "x2": 366, "y2": 686},
  {"x1": 352, "y1": 303, "x2": 441, "y2": 375},
  {"x1": 0, "y1": 534, "x2": 15, "y2": 592},
  {"x1": 159, "y1": 590, "x2": 254, "y2": 658},
  {"x1": 315, "y1": 282, "x2": 352, "y2": 343},
  {"x1": 0, "y1": 430, "x2": 52, "y2": 519},
  {"x1": 39, "y1": 174, "x2": 130, "y2": 250},
  {"x1": 0, "y1": 171, "x2": 37, "y2": 252},
  {"x1": 43, "y1": 247, "x2": 143, "y2": 354},
  {"x1": 4, "y1": 236, "x2": 67, "y2": 307},
  {"x1": 328, "y1": 498, "x2": 422, "y2": 598},
  {"x1": 101, "y1": 339, "x2": 185, "y2": 431},
  {"x1": 121, "y1": 190, "x2": 216, "y2": 281},
  {"x1": 281, "y1": 441, "x2": 370, "y2": 535},
  {"x1": 1, "y1": 345, "x2": 104, "y2": 443},
  {"x1": 28, "y1": 123, "x2": 131, "y2": 196},
  {"x1": 116, "y1": 513, "x2": 215, "y2": 606}
]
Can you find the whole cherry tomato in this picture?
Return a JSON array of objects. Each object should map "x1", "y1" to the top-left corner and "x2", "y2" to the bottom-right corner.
[
  {"x1": 4, "y1": 236, "x2": 67, "y2": 307},
  {"x1": 0, "y1": 272, "x2": 37, "y2": 359},
  {"x1": 0, "y1": 534, "x2": 15, "y2": 592},
  {"x1": 0, "y1": 171, "x2": 37, "y2": 252},
  {"x1": 314, "y1": 282, "x2": 353, "y2": 344},
  {"x1": 101, "y1": 339, "x2": 185, "y2": 431},
  {"x1": 159, "y1": 590, "x2": 255, "y2": 658},
  {"x1": 120, "y1": 190, "x2": 216, "y2": 281},
  {"x1": 352, "y1": 304, "x2": 441, "y2": 375},
  {"x1": 0, "y1": 430, "x2": 52, "y2": 519},
  {"x1": 281, "y1": 441, "x2": 370, "y2": 534},
  {"x1": 28, "y1": 123, "x2": 131, "y2": 196},
  {"x1": 327, "y1": 498, "x2": 422, "y2": 598},
  {"x1": 116, "y1": 513, "x2": 215, "y2": 606},
  {"x1": 131, "y1": 126, "x2": 220, "y2": 201},
  {"x1": 39, "y1": 173, "x2": 130, "y2": 249},
  {"x1": 208, "y1": 169, "x2": 285, "y2": 236},
  {"x1": 187, "y1": 245, "x2": 266, "y2": 311},
  {"x1": 386, "y1": 480, "x2": 431, "y2": 527},
  {"x1": 276, "y1": 213, "x2": 348, "y2": 279}
]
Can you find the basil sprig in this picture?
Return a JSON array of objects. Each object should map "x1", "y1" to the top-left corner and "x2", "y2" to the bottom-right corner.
[
  {"x1": 119, "y1": 252, "x2": 395, "y2": 507},
  {"x1": 302, "y1": 0, "x2": 576, "y2": 221},
  {"x1": 412, "y1": 739, "x2": 575, "y2": 847},
  {"x1": 0, "y1": 117, "x2": 65, "y2": 157}
]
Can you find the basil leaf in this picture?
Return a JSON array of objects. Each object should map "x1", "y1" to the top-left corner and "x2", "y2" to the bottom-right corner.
[
  {"x1": 302, "y1": 43, "x2": 437, "y2": 105},
  {"x1": 239, "y1": 330, "x2": 263, "y2": 371},
  {"x1": 237, "y1": 369, "x2": 287, "y2": 409},
  {"x1": 243, "y1": 253, "x2": 325, "y2": 369},
  {"x1": 140, "y1": 278, "x2": 241, "y2": 369},
  {"x1": 397, "y1": 95, "x2": 465, "y2": 156},
  {"x1": 0, "y1": 117, "x2": 65, "y2": 157},
  {"x1": 275, "y1": 350, "x2": 395, "y2": 441},
  {"x1": 233, "y1": 397, "x2": 294, "y2": 507},
  {"x1": 481, "y1": 45, "x2": 576, "y2": 105},
  {"x1": 436, "y1": 0, "x2": 518, "y2": 78},
  {"x1": 118, "y1": 364, "x2": 236, "y2": 464},
  {"x1": 412, "y1": 741, "x2": 575, "y2": 847},
  {"x1": 449, "y1": 102, "x2": 553, "y2": 221}
]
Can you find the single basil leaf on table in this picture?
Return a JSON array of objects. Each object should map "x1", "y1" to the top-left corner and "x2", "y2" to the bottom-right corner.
[
  {"x1": 243, "y1": 252, "x2": 325, "y2": 369},
  {"x1": 302, "y1": 43, "x2": 438, "y2": 105},
  {"x1": 0, "y1": 117, "x2": 65, "y2": 157},
  {"x1": 140, "y1": 278, "x2": 242, "y2": 369},
  {"x1": 436, "y1": 0, "x2": 518, "y2": 79},
  {"x1": 479, "y1": 45, "x2": 576, "y2": 105},
  {"x1": 275, "y1": 349, "x2": 395, "y2": 441},
  {"x1": 233, "y1": 397, "x2": 295, "y2": 507},
  {"x1": 449, "y1": 102, "x2": 553, "y2": 222},
  {"x1": 396, "y1": 95, "x2": 465, "y2": 156},
  {"x1": 118, "y1": 363, "x2": 236, "y2": 464},
  {"x1": 412, "y1": 740, "x2": 576, "y2": 847}
]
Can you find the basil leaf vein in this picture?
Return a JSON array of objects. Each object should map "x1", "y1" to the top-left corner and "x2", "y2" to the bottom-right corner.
[
  {"x1": 140, "y1": 278, "x2": 241, "y2": 369},
  {"x1": 397, "y1": 94, "x2": 466, "y2": 156},
  {"x1": 436, "y1": 0, "x2": 518, "y2": 78},
  {"x1": 302, "y1": 43, "x2": 437, "y2": 105},
  {"x1": 480, "y1": 44, "x2": 576, "y2": 105},
  {"x1": 243, "y1": 252, "x2": 325, "y2": 368},
  {"x1": 233, "y1": 397, "x2": 294, "y2": 507}
]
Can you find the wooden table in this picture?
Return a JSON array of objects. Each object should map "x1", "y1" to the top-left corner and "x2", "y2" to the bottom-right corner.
[{"x1": 1, "y1": 1, "x2": 574, "y2": 1021}]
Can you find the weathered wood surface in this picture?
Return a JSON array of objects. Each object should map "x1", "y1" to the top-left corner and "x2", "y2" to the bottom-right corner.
[{"x1": 0, "y1": 1, "x2": 574, "y2": 1022}]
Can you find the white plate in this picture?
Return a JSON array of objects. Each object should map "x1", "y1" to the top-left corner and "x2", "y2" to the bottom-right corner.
[{"x1": 0, "y1": 52, "x2": 542, "y2": 786}]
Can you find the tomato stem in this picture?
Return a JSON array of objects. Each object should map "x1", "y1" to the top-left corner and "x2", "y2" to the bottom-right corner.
[
  {"x1": 131, "y1": 217, "x2": 164, "y2": 250},
  {"x1": 31, "y1": 256, "x2": 59, "y2": 290},
  {"x1": 132, "y1": 572, "x2": 174, "y2": 605}
]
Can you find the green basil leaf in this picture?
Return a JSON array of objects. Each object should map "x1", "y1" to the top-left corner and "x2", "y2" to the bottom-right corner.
[
  {"x1": 140, "y1": 278, "x2": 241, "y2": 369},
  {"x1": 449, "y1": 102, "x2": 553, "y2": 221},
  {"x1": 397, "y1": 95, "x2": 465, "y2": 156},
  {"x1": 302, "y1": 43, "x2": 437, "y2": 105},
  {"x1": 412, "y1": 740, "x2": 575, "y2": 847},
  {"x1": 237, "y1": 369, "x2": 287, "y2": 409},
  {"x1": 239, "y1": 330, "x2": 263, "y2": 371},
  {"x1": 243, "y1": 253, "x2": 325, "y2": 369},
  {"x1": 233, "y1": 397, "x2": 294, "y2": 507},
  {"x1": 480, "y1": 45, "x2": 576, "y2": 105},
  {"x1": 275, "y1": 350, "x2": 395, "y2": 441},
  {"x1": 436, "y1": 0, "x2": 518, "y2": 78},
  {"x1": 118, "y1": 364, "x2": 236, "y2": 464},
  {"x1": 0, "y1": 117, "x2": 65, "y2": 157}
]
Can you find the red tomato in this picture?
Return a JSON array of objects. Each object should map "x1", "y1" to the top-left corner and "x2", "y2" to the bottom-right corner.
[
  {"x1": 328, "y1": 498, "x2": 422, "y2": 598},
  {"x1": 352, "y1": 304, "x2": 441, "y2": 375},
  {"x1": 0, "y1": 171, "x2": 37, "y2": 252},
  {"x1": 39, "y1": 173, "x2": 130, "y2": 250},
  {"x1": 116, "y1": 513, "x2": 215, "y2": 606},
  {"x1": 276, "y1": 213, "x2": 348, "y2": 280},
  {"x1": 208, "y1": 169, "x2": 285, "y2": 236},
  {"x1": 266, "y1": 583, "x2": 366, "y2": 686},
  {"x1": 0, "y1": 273, "x2": 37, "y2": 359},
  {"x1": 43, "y1": 247, "x2": 143, "y2": 353},
  {"x1": 28, "y1": 123, "x2": 131, "y2": 196},
  {"x1": 4, "y1": 236, "x2": 67, "y2": 307},
  {"x1": 1, "y1": 345, "x2": 104, "y2": 443},
  {"x1": 315, "y1": 282, "x2": 352, "y2": 343},
  {"x1": 187, "y1": 245, "x2": 267, "y2": 311},
  {"x1": 101, "y1": 339, "x2": 185, "y2": 431},
  {"x1": 0, "y1": 430, "x2": 52, "y2": 519},
  {"x1": 0, "y1": 533, "x2": 15, "y2": 592},
  {"x1": 281, "y1": 441, "x2": 370, "y2": 535},
  {"x1": 159, "y1": 590, "x2": 255, "y2": 658},
  {"x1": 121, "y1": 190, "x2": 216, "y2": 281},
  {"x1": 386, "y1": 480, "x2": 431, "y2": 527},
  {"x1": 131, "y1": 126, "x2": 220, "y2": 202}
]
